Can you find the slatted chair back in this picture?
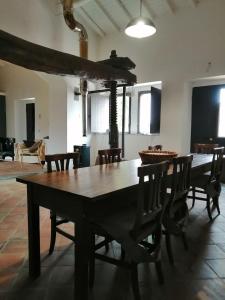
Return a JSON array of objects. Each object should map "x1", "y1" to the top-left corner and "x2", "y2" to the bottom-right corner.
[
  {"x1": 210, "y1": 147, "x2": 224, "y2": 181},
  {"x1": 45, "y1": 152, "x2": 80, "y2": 173},
  {"x1": 169, "y1": 155, "x2": 193, "y2": 202},
  {"x1": 194, "y1": 143, "x2": 219, "y2": 154},
  {"x1": 98, "y1": 148, "x2": 122, "y2": 165},
  {"x1": 132, "y1": 161, "x2": 169, "y2": 240},
  {"x1": 148, "y1": 145, "x2": 162, "y2": 151}
]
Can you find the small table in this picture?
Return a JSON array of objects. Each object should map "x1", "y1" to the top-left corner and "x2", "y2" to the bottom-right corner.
[{"x1": 16, "y1": 154, "x2": 213, "y2": 300}]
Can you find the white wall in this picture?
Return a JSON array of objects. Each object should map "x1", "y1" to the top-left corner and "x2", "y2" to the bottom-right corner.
[
  {"x1": 0, "y1": 0, "x2": 100, "y2": 155},
  {"x1": 46, "y1": 75, "x2": 67, "y2": 154},
  {"x1": 94, "y1": 0, "x2": 225, "y2": 159},
  {"x1": 14, "y1": 99, "x2": 36, "y2": 142},
  {"x1": 0, "y1": 63, "x2": 49, "y2": 141}
]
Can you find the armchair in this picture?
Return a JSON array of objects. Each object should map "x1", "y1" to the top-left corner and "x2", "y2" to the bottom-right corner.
[
  {"x1": 15, "y1": 140, "x2": 45, "y2": 165},
  {"x1": 0, "y1": 137, "x2": 15, "y2": 160}
]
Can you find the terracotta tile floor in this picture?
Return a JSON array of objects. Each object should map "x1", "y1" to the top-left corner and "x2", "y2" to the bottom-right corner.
[{"x1": 1, "y1": 179, "x2": 225, "y2": 299}]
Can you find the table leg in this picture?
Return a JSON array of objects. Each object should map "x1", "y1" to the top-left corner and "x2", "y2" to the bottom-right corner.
[
  {"x1": 27, "y1": 184, "x2": 40, "y2": 278},
  {"x1": 74, "y1": 218, "x2": 90, "y2": 300}
]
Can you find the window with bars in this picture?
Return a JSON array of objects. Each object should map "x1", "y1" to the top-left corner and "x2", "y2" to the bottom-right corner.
[{"x1": 91, "y1": 93, "x2": 131, "y2": 133}]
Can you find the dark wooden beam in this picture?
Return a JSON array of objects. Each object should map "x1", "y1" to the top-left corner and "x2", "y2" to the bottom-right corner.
[{"x1": 0, "y1": 30, "x2": 136, "y2": 84}]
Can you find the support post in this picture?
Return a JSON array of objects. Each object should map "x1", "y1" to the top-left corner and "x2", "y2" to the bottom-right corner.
[
  {"x1": 122, "y1": 86, "x2": 126, "y2": 158},
  {"x1": 109, "y1": 81, "x2": 118, "y2": 148}
]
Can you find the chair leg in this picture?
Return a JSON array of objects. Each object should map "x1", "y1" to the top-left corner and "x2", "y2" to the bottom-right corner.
[
  {"x1": 165, "y1": 232, "x2": 174, "y2": 265},
  {"x1": 49, "y1": 213, "x2": 57, "y2": 255},
  {"x1": 213, "y1": 196, "x2": 220, "y2": 215},
  {"x1": 181, "y1": 232, "x2": 188, "y2": 250},
  {"x1": 155, "y1": 261, "x2": 164, "y2": 284},
  {"x1": 191, "y1": 187, "x2": 196, "y2": 208},
  {"x1": 104, "y1": 237, "x2": 109, "y2": 252},
  {"x1": 131, "y1": 263, "x2": 141, "y2": 300},
  {"x1": 89, "y1": 233, "x2": 95, "y2": 289},
  {"x1": 206, "y1": 196, "x2": 213, "y2": 221},
  {"x1": 121, "y1": 247, "x2": 125, "y2": 260}
]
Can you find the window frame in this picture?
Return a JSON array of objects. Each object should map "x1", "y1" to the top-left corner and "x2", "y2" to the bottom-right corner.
[
  {"x1": 117, "y1": 93, "x2": 131, "y2": 134},
  {"x1": 217, "y1": 88, "x2": 225, "y2": 138},
  {"x1": 137, "y1": 90, "x2": 151, "y2": 135},
  {"x1": 90, "y1": 92, "x2": 131, "y2": 134}
]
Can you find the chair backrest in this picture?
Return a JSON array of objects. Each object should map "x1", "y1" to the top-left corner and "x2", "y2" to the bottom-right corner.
[
  {"x1": 148, "y1": 145, "x2": 162, "y2": 151},
  {"x1": 169, "y1": 155, "x2": 193, "y2": 203},
  {"x1": 45, "y1": 152, "x2": 80, "y2": 173},
  {"x1": 98, "y1": 148, "x2": 122, "y2": 165},
  {"x1": 132, "y1": 161, "x2": 169, "y2": 240},
  {"x1": 210, "y1": 147, "x2": 224, "y2": 181},
  {"x1": 194, "y1": 143, "x2": 219, "y2": 154}
]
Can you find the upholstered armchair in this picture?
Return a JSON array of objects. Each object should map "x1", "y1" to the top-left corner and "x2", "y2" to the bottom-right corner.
[
  {"x1": 15, "y1": 140, "x2": 45, "y2": 165},
  {"x1": 0, "y1": 137, "x2": 15, "y2": 160}
]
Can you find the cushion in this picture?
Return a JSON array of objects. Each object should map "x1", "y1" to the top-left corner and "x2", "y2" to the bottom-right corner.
[
  {"x1": 23, "y1": 140, "x2": 35, "y2": 148},
  {"x1": 29, "y1": 140, "x2": 42, "y2": 153}
]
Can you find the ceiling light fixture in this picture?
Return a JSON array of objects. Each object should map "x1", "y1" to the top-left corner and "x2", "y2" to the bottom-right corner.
[{"x1": 124, "y1": 0, "x2": 156, "y2": 38}]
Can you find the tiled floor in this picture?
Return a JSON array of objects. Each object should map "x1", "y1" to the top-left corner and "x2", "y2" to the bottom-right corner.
[{"x1": 1, "y1": 179, "x2": 225, "y2": 299}]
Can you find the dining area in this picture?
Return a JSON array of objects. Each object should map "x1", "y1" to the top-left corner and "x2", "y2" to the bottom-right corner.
[
  {"x1": 1, "y1": 1, "x2": 225, "y2": 299},
  {"x1": 10, "y1": 145, "x2": 224, "y2": 300}
]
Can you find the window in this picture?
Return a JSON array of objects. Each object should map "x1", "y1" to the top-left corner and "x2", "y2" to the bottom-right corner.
[
  {"x1": 117, "y1": 95, "x2": 131, "y2": 133},
  {"x1": 218, "y1": 89, "x2": 225, "y2": 137},
  {"x1": 91, "y1": 93, "x2": 131, "y2": 133},
  {"x1": 91, "y1": 94, "x2": 109, "y2": 133},
  {"x1": 138, "y1": 92, "x2": 151, "y2": 134}
]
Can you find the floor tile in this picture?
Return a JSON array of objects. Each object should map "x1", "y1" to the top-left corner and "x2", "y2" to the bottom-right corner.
[
  {"x1": 206, "y1": 259, "x2": 225, "y2": 278},
  {"x1": 1, "y1": 179, "x2": 225, "y2": 299}
]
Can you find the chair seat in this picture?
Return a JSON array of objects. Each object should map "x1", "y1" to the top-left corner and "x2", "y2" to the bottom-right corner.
[
  {"x1": 92, "y1": 205, "x2": 160, "y2": 263},
  {"x1": 191, "y1": 174, "x2": 211, "y2": 188},
  {"x1": 2, "y1": 151, "x2": 14, "y2": 159}
]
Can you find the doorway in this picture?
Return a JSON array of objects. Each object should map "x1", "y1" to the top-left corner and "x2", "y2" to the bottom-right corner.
[
  {"x1": 15, "y1": 98, "x2": 36, "y2": 142},
  {"x1": 26, "y1": 103, "x2": 35, "y2": 141}
]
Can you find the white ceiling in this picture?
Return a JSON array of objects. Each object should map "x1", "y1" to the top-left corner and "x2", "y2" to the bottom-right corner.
[{"x1": 52, "y1": 0, "x2": 203, "y2": 37}]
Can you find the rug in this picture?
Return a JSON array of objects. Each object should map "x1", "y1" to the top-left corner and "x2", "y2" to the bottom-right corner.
[{"x1": 0, "y1": 160, "x2": 44, "y2": 179}]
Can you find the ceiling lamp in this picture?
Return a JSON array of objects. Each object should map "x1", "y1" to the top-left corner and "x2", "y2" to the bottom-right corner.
[{"x1": 124, "y1": 0, "x2": 156, "y2": 38}]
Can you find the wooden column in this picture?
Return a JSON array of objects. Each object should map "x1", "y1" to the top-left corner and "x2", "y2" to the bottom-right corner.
[
  {"x1": 109, "y1": 81, "x2": 118, "y2": 149},
  {"x1": 122, "y1": 86, "x2": 126, "y2": 158}
]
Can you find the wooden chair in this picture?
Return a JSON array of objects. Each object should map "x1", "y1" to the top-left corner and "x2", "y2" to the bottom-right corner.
[
  {"x1": 98, "y1": 148, "x2": 122, "y2": 165},
  {"x1": 95, "y1": 148, "x2": 122, "y2": 250},
  {"x1": 45, "y1": 152, "x2": 80, "y2": 255},
  {"x1": 193, "y1": 143, "x2": 219, "y2": 154},
  {"x1": 188, "y1": 147, "x2": 224, "y2": 220},
  {"x1": 89, "y1": 161, "x2": 169, "y2": 300},
  {"x1": 163, "y1": 155, "x2": 193, "y2": 264},
  {"x1": 148, "y1": 145, "x2": 162, "y2": 151}
]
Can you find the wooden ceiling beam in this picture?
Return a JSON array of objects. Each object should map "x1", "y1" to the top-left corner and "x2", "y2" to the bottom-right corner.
[
  {"x1": 66, "y1": 0, "x2": 93, "y2": 9},
  {"x1": 78, "y1": 7, "x2": 106, "y2": 37},
  {"x1": 142, "y1": 0, "x2": 156, "y2": 20},
  {"x1": 116, "y1": 0, "x2": 132, "y2": 20},
  {"x1": 189, "y1": 0, "x2": 199, "y2": 8},
  {"x1": 95, "y1": 0, "x2": 121, "y2": 32},
  {"x1": 0, "y1": 30, "x2": 136, "y2": 84},
  {"x1": 165, "y1": 0, "x2": 176, "y2": 14}
]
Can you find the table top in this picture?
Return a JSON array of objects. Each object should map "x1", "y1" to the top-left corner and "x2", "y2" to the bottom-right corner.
[{"x1": 16, "y1": 154, "x2": 213, "y2": 201}]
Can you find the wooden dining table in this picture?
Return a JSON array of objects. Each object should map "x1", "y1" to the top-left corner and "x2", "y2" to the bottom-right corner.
[{"x1": 16, "y1": 154, "x2": 213, "y2": 300}]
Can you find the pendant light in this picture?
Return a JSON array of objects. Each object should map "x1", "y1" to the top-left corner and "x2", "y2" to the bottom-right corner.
[{"x1": 124, "y1": 0, "x2": 156, "y2": 38}]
